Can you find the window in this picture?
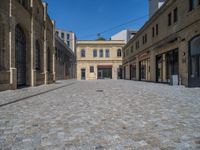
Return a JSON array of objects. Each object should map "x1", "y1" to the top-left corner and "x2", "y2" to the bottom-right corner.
[
  {"x1": 61, "y1": 32, "x2": 64, "y2": 39},
  {"x1": 106, "y1": 49, "x2": 110, "y2": 57},
  {"x1": 117, "y1": 49, "x2": 122, "y2": 57},
  {"x1": 18, "y1": 0, "x2": 28, "y2": 9},
  {"x1": 67, "y1": 41, "x2": 70, "y2": 47},
  {"x1": 93, "y1": 49, "x2": 97, "y2": 57},
  {"x1": 56, "y1": 31, "x2": 59, "y2": 36},
  {"x1": 168, "y1": 13, "x2": 172, "y2": 26},
  {"x1": 99, "y1": 49, "x2": 103, "y2": 57},
  {"x1": 199, "y1": 0, "x2": 200, "y2": 5},
  {"x1": 189, "y1": 0, "x2": 195, "y2": 11},
  {"x1": 143, "y1": 34, "x2": 148, "y2": 44},
  {"x1": 90, "y1": 66, "x2": 94, "y2": 73},
  {"x1": 0, "y1": 24, "x2": 5, "y2": 71},
  {"x1": 136, "y1": 41, "x2": 140, "y2": 49},
  {"x1": 35, "y1": 40, "x2": 41, "y2": 70},
  {"x1": 156, "y1": 24, "x2": 159, "y2": 35},
  {"x1": 47, "y1": 48, "x2": 51, "y2": 72},
  {"x1": 81, "y1": 49, "x2": 85, "y2": 57},
  {"x1": 152, "y1": 27, "x2": 155, "y2": 37},
  {"x1": 174, "y1": 8, "x2": 178, "y2": 23},
  {"x1": 131, "y1": 46, "x2": 134, "y2": 53},
  {"x1": 67, "y1": 34, "x2": 70, "y2": 40}
]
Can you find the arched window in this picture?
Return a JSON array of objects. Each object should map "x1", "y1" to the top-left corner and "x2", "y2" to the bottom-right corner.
[
  {"x1": 93, "y1": 49, "x2": 97, "y2": 57},
  {"x1": 81, "y1": 49, "x2": 85, "y2": 57},
  {"x1": 190, "y1": 35, "x2": 200, "y2": 78},
  {"x1": 15, "y1": 24, "x2": 26, "y2": 86},
  {"x1": 99, "y1": 49, "x2": 103, "y2": 57},
  {"x1": 47, "y1": 48, "x2": 51, "y2": 72},
  {"x1": 106, "y1": 49, "x2": 110, "y2": 58},
  {"x1": 0, "y1": 23, "x2": 5, "y2": 71},
  {"x1": 117, "y1": 49, "x2": 122, "y2": 57},
  {"x1": 35, "y1": 40, "x2": 40, "y2": 70},
  {"x1": 18, "y1": 0, "x2": 28, "y2": 9}
]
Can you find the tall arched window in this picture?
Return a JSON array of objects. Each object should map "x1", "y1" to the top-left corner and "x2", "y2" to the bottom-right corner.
[
  {"x1": 35, "y1": 40, "x2": 40, "y2": 70},
  {"x1": 47, "y1": 48, "x2": 51, "y2": 72},
  {"x1": 117, "y1": 49, "x2": 122, "y2": 57},
  {"x1": 18, "y1": 0, "x2": 28, "y2": 9},
  {"x1": 99, "y1": 49, "x2": 103, "y2": 57},
  {"x1": 81, "y1": 49, "x2": 85, "y2": 57},
  {"x1": 106, "y1": 49, "x2": 110, "y2": 58},
  {"x1": 0, "y1": 23, "x2": 5, "y2": 71},
  {"x1": 189, "y1": 35, "x2": 200, "y2": 87},
  {"x1": 15, "y1": 24, "x2": 26, "y2": 86}
]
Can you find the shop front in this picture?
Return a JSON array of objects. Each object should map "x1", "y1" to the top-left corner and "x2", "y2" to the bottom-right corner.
[
  {"x1": 130, "y1": 63, "x2": 137, "y2": 80},
  {"x1": 139, "y1": 59, "x2": 151, "y2": 81},
  {"x1": 97, "y1": 65, "x2": 112, "y2": 79},
  {"x1": 189, "y1": 35, "x2": 200, "y2": 87},
  {"x1": 156, "y1": 49, "x2": 179, "y2": 83}
]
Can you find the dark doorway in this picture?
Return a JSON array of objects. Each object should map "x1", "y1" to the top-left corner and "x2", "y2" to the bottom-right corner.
[
  {"x1": 81, "y1": 68, "x2": 86, "y2": 80},
  {"x1": 15, "y1": 25, "x2": 26, "y2": 87},
  {"x1": 189, "y1": 35, "x2": 200, "y2": 87}
]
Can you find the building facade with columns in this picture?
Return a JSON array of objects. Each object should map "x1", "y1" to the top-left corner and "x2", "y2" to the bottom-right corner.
[
  {"x1": 0, "y1": 0, "x2": 55, "y2": 91},
  {"x1": 76, "y1": 40, "x2": 125, "y2": 80},
  {"x1": 123, "y1": 0, "x2": 200, "y2": 87}
]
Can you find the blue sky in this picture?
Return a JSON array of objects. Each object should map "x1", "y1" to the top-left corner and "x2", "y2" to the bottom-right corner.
[{"x1": 45, "y1": 0, "x2": 149, "y2": 40}]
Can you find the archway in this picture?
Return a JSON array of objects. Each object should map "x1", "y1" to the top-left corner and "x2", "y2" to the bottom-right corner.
[
  {"x1": 15, "y1": 24, "x2": 26, "y2": 86},
  {"x1": 189, "y1": 35, "x2": 200, "y2": 87}
]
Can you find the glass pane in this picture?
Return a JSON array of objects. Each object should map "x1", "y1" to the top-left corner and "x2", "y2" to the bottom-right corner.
[
  {"x1": 191, "y1": 36, "x2": 200, "y2": 56},
  {"x1": 191, "y1": 57, "x2": 196, "y2": 78}
]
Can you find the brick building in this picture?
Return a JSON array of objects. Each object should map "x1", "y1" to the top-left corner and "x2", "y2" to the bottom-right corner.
[
  {"x1": 123, "y1": 0, "x2": 200, "y2": 87},
  {"x1": 76, "y1": 40, "x2": 125, "y2": 80},
  {"x1": 0, "y1": 0, "x2": 55, "y2": 91}
]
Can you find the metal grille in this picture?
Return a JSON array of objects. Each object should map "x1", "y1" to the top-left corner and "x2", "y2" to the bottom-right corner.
[{"x1": 15, "y1": 25, "x2": 26, "y2": 86}]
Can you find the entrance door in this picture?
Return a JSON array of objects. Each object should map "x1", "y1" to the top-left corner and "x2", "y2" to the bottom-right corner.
[
  {"x1": 98, "y1": 70, "x2": 103, "y2": 79},
  {"x1": 15, "y1": 25, "x2": 26, "y2": 87},
  {"x1": 189, "y1": 35, "x2": 200, "y2": 87},
  {"x1": 81, "y1": 69, "x2": 86, "y2": 80}
]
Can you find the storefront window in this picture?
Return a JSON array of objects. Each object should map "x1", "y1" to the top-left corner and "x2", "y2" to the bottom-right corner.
[
  {"x1": 130, "y1": 64, "x2": 136, "y2": 80},
  {"x1": 140, "y1": 59, "x2": 150, "y2": 81},
  {"x1": 156, "y1": 49, "x2": 179, "y2": 83}
]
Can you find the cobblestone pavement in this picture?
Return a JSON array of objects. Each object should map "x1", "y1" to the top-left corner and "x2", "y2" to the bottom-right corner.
[{"x1": 0, "y1": 80, "x2": 200, "y2": 150}]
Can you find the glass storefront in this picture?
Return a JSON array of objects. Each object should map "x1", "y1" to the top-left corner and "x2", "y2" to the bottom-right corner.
[
  {"x1": 156, "y1": 49, "x2": 179, "y2": 83},
  {"x1": 140, "y1": 59, "x2": 150, "y2": 81},
  {"x1": 189, "y1": 35, "x2": 200, "y2": 87},
  {"x1": 130, "y1": 63, "x2": 136, "y2": 80},
  {"x1": 98, "y1": 67, "x2": 112, "y2": 79}
]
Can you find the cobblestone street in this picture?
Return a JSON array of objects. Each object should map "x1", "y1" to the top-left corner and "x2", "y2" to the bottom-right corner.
[{"x1": 0, "y1": 80, "x2": 200, "y2": 150}]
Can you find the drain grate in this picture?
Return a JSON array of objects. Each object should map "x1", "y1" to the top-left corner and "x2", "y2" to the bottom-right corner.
[{"x1": 96, "y1": 90, "x2": 103, "y2": 92}]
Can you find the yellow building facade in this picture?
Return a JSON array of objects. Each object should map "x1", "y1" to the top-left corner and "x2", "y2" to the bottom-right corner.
[{"x1": 76, "y1": 40, "x2": 125, "y2": 80}]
